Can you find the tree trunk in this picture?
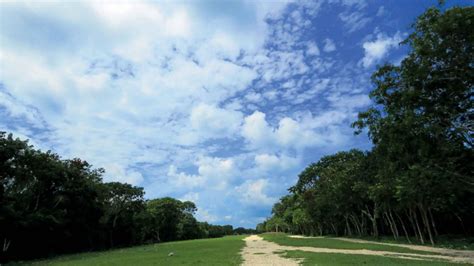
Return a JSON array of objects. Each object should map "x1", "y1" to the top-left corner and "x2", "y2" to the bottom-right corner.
[
  {"x1": 428, "y1": 208, "x2": 439, "y2": 237},
  {"x1": 388, "y1": 210, "x2": 400, "y2": 239},
  {"x1": 345, "y1": 216, "x2": 352, "y2": 236},
  {"x1": 3, "y1": 238, "x2": 11, "y2": 252},
  {"x1": 350, "y1": 214, "x2": 362, "y2": 236},
  {"x1": 412, "y1": 207, "x2": 425, "y2": 244},
  {"x1": 419, "y1": 205, "x2": 435, "y2": 245},
  {"x1": 363, "y1": 204, "x2": 378, "y2": 237},
  {"x1": 384, "y1": 212, "x2": 397, "y2": 240},
  {"x1": 396, "y1": 212, "x2": 411, "y2": 243},
  {"x1": 454, "y1": 212, "x2": 466, "y2": 234},
  {"x1": 331, "y1": 223, "x2": 338, "y2": 236},
  {"x1": 407, "y1": 209, "x2": 419, "y2": 241}
]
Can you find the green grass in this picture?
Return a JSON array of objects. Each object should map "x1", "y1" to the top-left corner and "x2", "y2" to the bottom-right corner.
[
  {"x1": 17, "y1": 235, "x2": 245, "y2": 266},
  {"x1": 261, "y1": 233, "x2": 437, "y2": 255},
  {"x1": 346, "y1": 235, "x2": 474, "y2": 251},
  {"x1": 282, "y1": 250, "x2": 468, "y2": 266}
]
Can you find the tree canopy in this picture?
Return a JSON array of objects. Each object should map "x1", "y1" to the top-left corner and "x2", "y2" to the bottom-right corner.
[
  {"x1": 0, "y1": 132, "x2": 247, "y2": 263},
  {"x1": 259, "y1": 5, "x2": 474, "y2": 245}
]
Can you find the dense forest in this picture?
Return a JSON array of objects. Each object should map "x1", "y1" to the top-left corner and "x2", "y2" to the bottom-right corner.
[
  {"x1": 258, "y1": 5, "x2": 474, "y2": 245},
  {"x1": 0, "y1": 132, "x2": 255, "y2": 262}
]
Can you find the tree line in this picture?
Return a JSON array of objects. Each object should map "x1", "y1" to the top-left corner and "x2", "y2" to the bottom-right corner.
[
  {"x1": 257, "y1": 5, "x2": 474, "y2": 245},
  {"x1": 0, "y1": 132, "x2": 253, "y2": 262}
]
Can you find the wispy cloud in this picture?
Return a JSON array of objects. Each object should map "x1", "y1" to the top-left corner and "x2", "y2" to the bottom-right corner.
[{"x1": 0, "y1": 0, "x2": 432, "y2": 227}]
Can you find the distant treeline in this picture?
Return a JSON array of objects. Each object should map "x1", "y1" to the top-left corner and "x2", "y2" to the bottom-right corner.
[
  {"x1": 0, "y1": 132, "x2": 254, "y2": 262},
  {"x1": 258, "y1": 6, "x2": 474, "y2": 245}
]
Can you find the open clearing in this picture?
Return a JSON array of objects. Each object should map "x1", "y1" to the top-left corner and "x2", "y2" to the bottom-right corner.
[
  {"x1": 15, "y1": 234, "x2": 474, "y2": 265},
  {"x1": 23, "y1": 236, "x2": 245, "y2": 266},
  {"x1": 262, "y1": 233, "x2": 474, "y2": 265}
]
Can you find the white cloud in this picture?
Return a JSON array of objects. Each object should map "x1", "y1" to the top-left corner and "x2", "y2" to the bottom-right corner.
[
  {"x1": 196, "y1": 208, "x2": 218, "y2": 223},
  {"x1": 254, "y1": 153, "x2": 299, "y2": 172},
  {"x1": 180, "y1": 192, "x2": 200, "y2": 203},
  {"x1": 323, "y1": 38, "x2": 336, "y2": 52},
  {"x1": 306, "y1": 41, "x2": 320, "y2": 56},
  {"x1": 361, "y1": 31, "x2": 402, "y2": 68},
  {"x1": 198, "y1": 157, "x2": 235, "y2": 178},
  {"x1": 190, "y1": 103, "x2": 243, "y2": 140},
  {"x1": 241, "y1": 111, "x2": 274, "y2": 149},
  {"x1": 168, "y1": 165, "x2": 206, "y2": 188},
  {"x1": 339, "y1": 10, "x2": 371, "y2": 33},
  {"x1": 0, "y1": 0, "x2": 382, "y2": 227},
  {"x1": 103, "y1": 163, "x2": 144, "y2": 185},
  {"x1": 236, "y1": 179, "x2": 276, "y2": 206},
  {"x1": 241, "y1": 111, "x2": 333, "y2": 151}
]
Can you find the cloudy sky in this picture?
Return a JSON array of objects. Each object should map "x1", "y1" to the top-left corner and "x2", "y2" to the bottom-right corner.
[{"x1": 0, "y1": 0, "x2": 470, "y2": 227}]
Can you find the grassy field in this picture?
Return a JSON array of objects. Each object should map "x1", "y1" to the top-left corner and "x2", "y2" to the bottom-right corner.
[
  {"x1": 10, "y1": 233, "x2": 473, "y2": 265},
  {"x1": 261, "y1": 233, "x2": 435, "y2": 255},
  {"x1": 281, "y1": 250, "x2": 467, "y2": 265},
  {"x1": 347, "y1": 235, "x2": 474, "y2": 250},
  {"x1": 18, "y1": 235, "x2": 245, "y2": 266}
]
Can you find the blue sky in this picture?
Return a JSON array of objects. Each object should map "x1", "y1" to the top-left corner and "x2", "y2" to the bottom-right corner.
[{"x1": 0, "y1": 0, "x2": 470, "y2": 228}]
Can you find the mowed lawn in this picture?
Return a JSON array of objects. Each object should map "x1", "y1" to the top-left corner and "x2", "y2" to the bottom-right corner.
[
  {"x1": 261, "y1": 233, "x2": 435, "y2": 254},
  {"x1": 282, "y1": 250, "x2": 467, "y2": 266},
  {"x1": 20, "y1": 235, "x2": 245, "y2": 266},
  {"x1": 263, "y1": 233, "x2": 471, "y2": 266}
]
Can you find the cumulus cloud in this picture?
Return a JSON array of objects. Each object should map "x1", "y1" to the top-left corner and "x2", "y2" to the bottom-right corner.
[
  {"x1": 306, "y1": 41, "x2": 320, "y2": 56},
  {"x1": 168, "y1": 165, "x2": 206, "y2": 188},
  {"x1": 1, "y1": 0, "x2": 391, "y2": 227},
  {"x1": 241, "y1": 111, "x2": 344, "y2": 151},
  {"x1": 103, "y1": 163, "x2": 144, "y2": 185},
  {"x1": 190, "y1": 104, "x2": 243, "y2": 140},
  {"x1": 254, "y1": 153, "x2": 299, "y2": 172},
  {"x1": 323, "y1": 38, "x2": 337, "y2": 52},
  {"x1": 361, "y1": 32, "x2": 402, "y2": 68},
  {"x1": 236, "y1": 179, "x2": 276, "y2": 206}
]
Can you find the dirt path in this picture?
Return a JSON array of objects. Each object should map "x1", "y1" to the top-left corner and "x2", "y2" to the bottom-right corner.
[
  {"x1": 335, "y1": 237, "x2": 474, "y2": 261},
  {"x1": 242, "y1": 235, "x2": 474, "y2": 265},
  {"x1": 241, "y1": 235, "x2": 300, "y2": 265}
]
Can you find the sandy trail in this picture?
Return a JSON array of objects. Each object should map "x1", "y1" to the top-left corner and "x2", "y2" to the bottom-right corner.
[
  {"x1": 242, "y1": 235, "x2": 474, "y2": 265},
  {"x1": 335, "y1": 237, "x2": 474, "y2": 260},
  {"x1": 241, "y1": 235, "x2": 300, "y2": 265}
]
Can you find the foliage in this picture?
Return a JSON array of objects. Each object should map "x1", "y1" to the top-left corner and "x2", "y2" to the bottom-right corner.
[
  {"x1": 259, "y1": 5, "x2": 474, "y2": 245},
  {"x1": 0, "y1": 132, "x2": 238, "y2": 263}
]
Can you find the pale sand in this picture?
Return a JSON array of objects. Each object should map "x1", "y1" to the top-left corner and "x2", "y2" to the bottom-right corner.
[
  {"x1": 335, "y1": 237, "x2": 474, "y2": 262},
  {"x1": 289, "y1": 235, "x2": 324, "y2": 239},
  {"x1": 241, "y1": 235, "x2": 300, "y2": 265},
  {"x1": 241, "y1": 235, "x2": 474, "y2": 265}
]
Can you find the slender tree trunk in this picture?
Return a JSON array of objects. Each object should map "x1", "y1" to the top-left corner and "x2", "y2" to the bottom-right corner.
[
  {"x1": 156, "y1": 230, "x2": 161, "y2": 242},
  {"x1": 384, "y1": 212, "x2": 397, "y2": 240},
  {"x1": 454, "y1": 213, "x2": 466, "y2": 234},
  {"x1": 412, "y1": 207, "x2": 425, "y2": 244},
  {"x1": 428, "y1": 208, "x2": 439, "y2": 237},
  {"x1": 396, "y1": 212, "x2": 411, "y2": 243},
  {"x1": 389, "y1": 210, "x2": 399, "y2": 239},
  {"x1": 407, "y1": 209, "x2": 419, "y2": 241},
  {"x1": 3, "y1": 238, "x2": 11, "y2": 252},
  {"x1": 361, "y1": 213, "x2": 367, "y2": 235},
  {"x1": 363, "y1": 204, "x2": 378, "y2": 237},
  {"x1": 331, "y1": 223, "x2": 338, "y2": 236},
  {"x1": 419, "y1": 205, "x2": 434, "y2": 245},
  {"x1": 350, "y1": 215, "x2": 362, "y2": 236},
  {"x1": 345, "y1": 216, "x2": 352, "y2": 236}
]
